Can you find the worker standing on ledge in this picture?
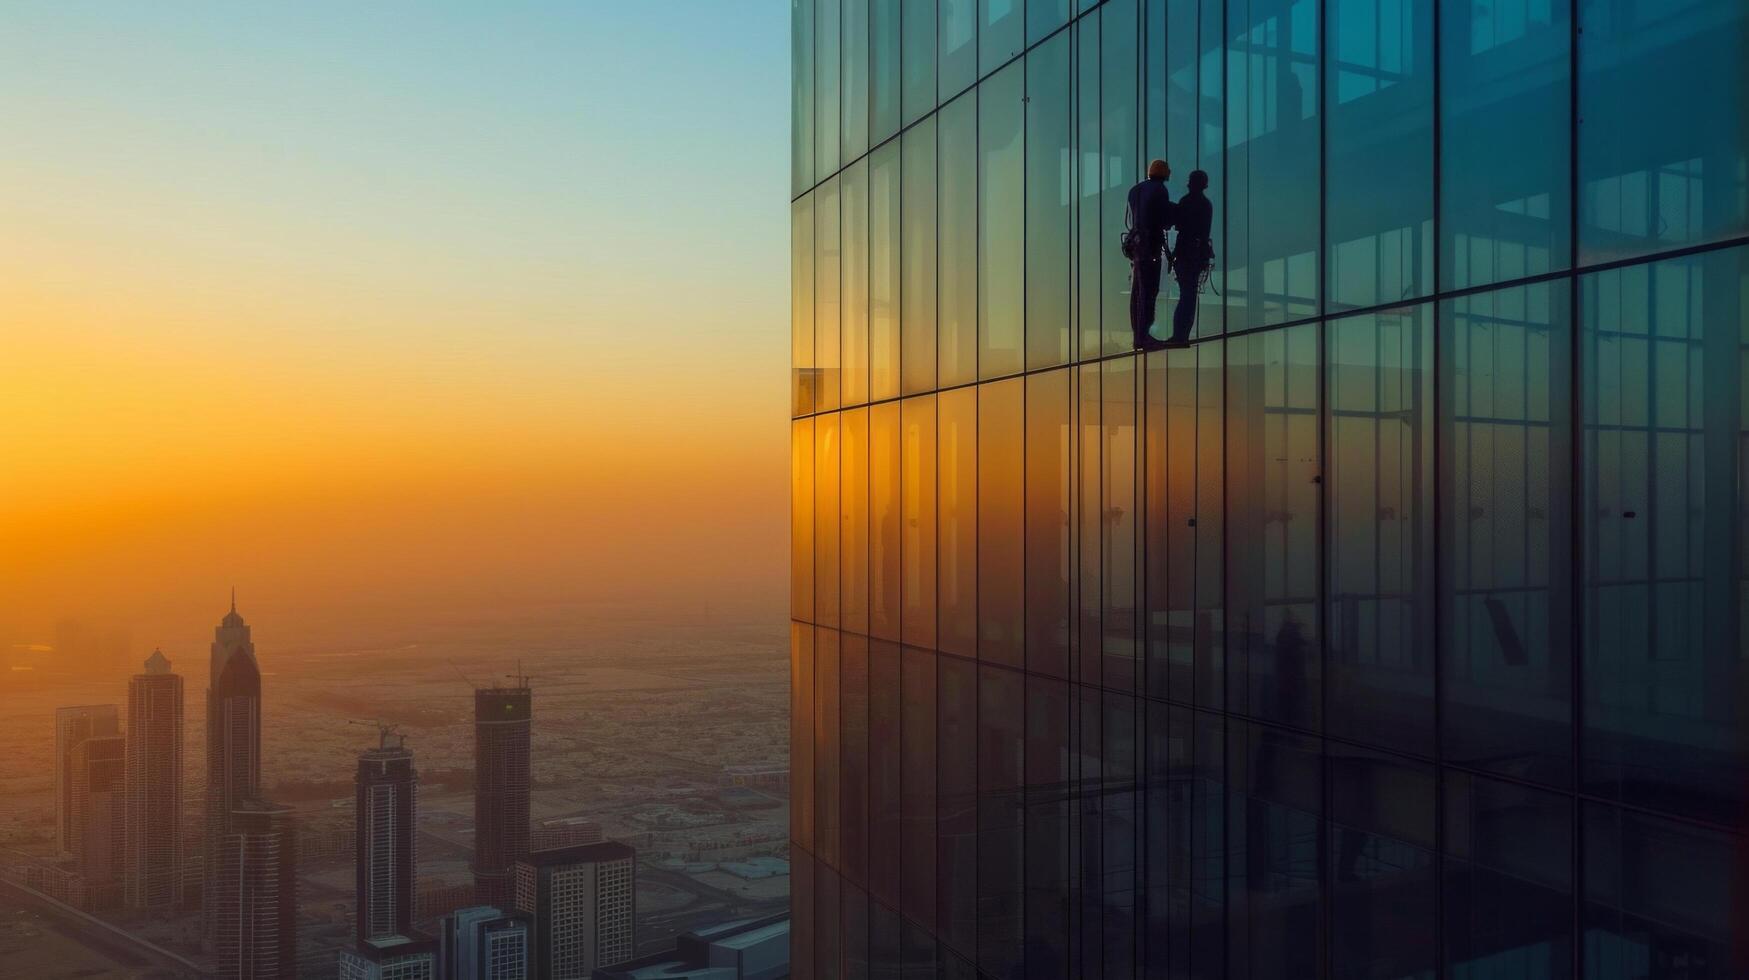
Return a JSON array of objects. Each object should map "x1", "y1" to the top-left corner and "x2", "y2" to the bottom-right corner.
[
  {"x1": 1165, "y1": 169, "x2": 1214, "y2": 347},
  {"x1": 1124, "y1": 158, "x2": 1176, "y2": 351}
]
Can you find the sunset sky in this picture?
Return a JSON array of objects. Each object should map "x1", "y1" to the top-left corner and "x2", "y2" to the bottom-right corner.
[{"x1": 0, "y1": 2, "x2": 791, "y2": 656}]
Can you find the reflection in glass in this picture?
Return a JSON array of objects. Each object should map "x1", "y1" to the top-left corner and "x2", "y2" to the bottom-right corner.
[
  {"x1": 841, "y1": 634, "x2": 869, "y2": 887},
  {"x1": 901, "y1": 396, "x2": 937, "y2": 650},
  {"x1": 939, "y1": 387, "x2": 978, "y2": 658},
  {"x1": 1581, "y1": 247, "x2": 1749, "y2": 826},
  {"x1": 842, "y1": 407, "x2": 869, "y2": 635},
  {"x1": 1578, "y1": 0, "x2": 1749, "y2": 263},
  {"x1": 1026, "y1": 32, "x2": 1073, "y2": 370},
  {"x1": 870, "y1": 142, "x2": 901, "y2": 402},
  {"x1": 902, "y1": 0, "x2": 938, "y2": 126},
  {"x1": 792, "y1": 622, "x2": 815, "y2": 850},
  {"x1": 793, "y1": 418, "x2": 815, "y2": 623},
  {"x1": 936, "y1": 654, "x2": 977, "y2": 957},
  {"x1": 815, "y1": 626, "x2": 841, "y2": 870},
  {"x1": 1103, "y1": 357, "x2": 1139, "y2": 692},
  {"x1": 868, "y1": 641, "x2": 902, "y2": 908},
  {"x1": 816, "y1": 412, "x2": 842, "y2": 630},
  {"x1": 979, "y1": 63, "x2": 1024, "y2": 379},
  {"x1": 976, "y1": 664, "x2": 1023, "y2": 977},
  {"x1": 1329, "y1": 745, "x2": 1437, "y2": 979},
  {"x1": 940, "y1": 0, "x2": 977, "y2": 100},
  {"x1": 1099, "y1": 0, "x2": 1139, "y2": 355},
  {"x1": 1227, "y1": 722, "x2": 1321, "y2": 979},
  {"x1": 902, "y1": 118, "x2": 938, "y2": 395},
  {"x1": 939, "y1": 91, "x2": 978, "y2": 388},
  {"x1": 900, "y1": 645, "x2": 937, "y2": 926},
  {"x1": 1326, "y1": 0, "x2": 1433, "y2": 309},
  {"x1": 979, "y1": 379, "x2": 1023, "y2": 666},
  {"x1": 817, "y1": 176, "x2": 842, "y2": 412},
  {"x1": 872, "y1": 0, "x2": 901, "y2": 143},
  {"x1": 1444, "y1": 772, "x2": 1573, "y2": 977},
  {"x1": 816, "y1": 0, "x2": 841, "y2": 177},
  {"x1": 870, "y1": 402, "x2": 902, "y2": 641},
  {"x1": 843, "y1": 0, "x2": 870, "y2": 163},
  {"x1": 1026, "y1": 369, "x2": 1072, "y2": 679},
  {"x1": 1327, "y1": 306, "x2": 1433, "y2": 756},
  {"x1": 1441, "y1": 0, "x2": 1570, "y2": 290},
  {"x1": 980, "y1": 0, "x2": 1023, "y2": 75},
  {"x1": 1584, "y1": 803, "x2": 1743, "y2": 979},
  {"x1": 842, "y1": 160, "x2": 869, "y2": 407},
  {"x1": 793, "y1": 0, "x2": 816, "y2": 194},
  {"x1": 1441, "y1": 281, "x2": 1572, "y2": 787}
]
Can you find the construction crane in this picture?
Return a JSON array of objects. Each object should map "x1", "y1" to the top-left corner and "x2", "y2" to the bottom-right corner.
[{"x1": 348, "y1": 718, "x2": 406, "y2": 751}]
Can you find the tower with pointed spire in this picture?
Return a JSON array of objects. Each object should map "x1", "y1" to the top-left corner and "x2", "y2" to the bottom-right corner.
[{"x1": 203, "y1": 593, "x2": 263, "y2": 950}]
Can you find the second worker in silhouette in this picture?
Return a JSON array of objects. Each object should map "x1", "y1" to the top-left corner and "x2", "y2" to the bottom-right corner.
[{"x1": 1167, "y1": 169, "x2": 1214, "y2": 347}]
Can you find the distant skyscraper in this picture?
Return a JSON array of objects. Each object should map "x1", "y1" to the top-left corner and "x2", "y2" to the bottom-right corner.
[
  {"x1": 69, "y1": 734, "x2": 126, "y2": 883},
  {"x1": 212, "y1": 799, "x2": 297, "y2": 980},
  {"x1": 511, "y1": 841, "x2": 635, "y2": 978},
  {"x1": 337, "y1": 935, "x2": 438, "y2": 980},
  {"x1": 54, "y1": 704, "x2": 119, "y2": 855},
  {"x1": 126, "y1": 649, "x2": 184, "y2": 910},
  {"x1": 472, "y1": 684, "x2": 531, "y2": 907},
  {"x1": 355, "y1": 731, "x2": 418, "y2": 944},
  {"x1": 204, "y1": 593, "x2": 262, "y2": 947},
  {"x1": 439, "y1": 906, "x2": 531, "y2": 980}
]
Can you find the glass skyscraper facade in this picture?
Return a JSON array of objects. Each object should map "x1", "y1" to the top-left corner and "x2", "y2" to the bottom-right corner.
[{"x1": 789, "y1": 0, "x2": 1748, "y2": 976}]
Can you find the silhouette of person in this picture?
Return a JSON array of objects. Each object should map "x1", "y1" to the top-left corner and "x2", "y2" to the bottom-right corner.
[
  {"x1": 1125, "y1": 158, "x2": 1176, "y2": 350},
  {"x1": 1168, "y1": 170, "x2": 1214, "y2": 346}
]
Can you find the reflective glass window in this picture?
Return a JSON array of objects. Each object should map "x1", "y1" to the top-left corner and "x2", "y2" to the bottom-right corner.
[
  {"x1": 1224, "y1": 0, "x2": 1321, "y2": 330},
  {"x1": 980, "y1": 0, "x2": 1022, "y2": 75},
  {"x1": 902, "y1": 119, "x2": 938, "y2": 395},
  {"x1": 842, "y1": 634, "x2": 870, "y2": 887},
  {"x1": 870, "y1": 142, "x2": 901, "y2": 402},
  {"x1": 1025, "y1": 32, "x2": 1073, "y2": 370},
  {"x1": 1144, "y1": 348, "x2": 1200, "y2": 703},
  {"x1": 1028, "y1": 0, "x2": 1069, "y2": 45},
  {"x1": 902, "y1": 0, "x2": 938, "y2": 125},
  {"x1": 976, "y1": 665, "x2": 1024, "y2": 977},
  {"x1": 1227, "y1": 323, "x2": 1321, "y2": 730},
  {"x1": 1584, "y1": 803, "x2": 1744, "y2": 979},
  {"x1": 1326, "y1": 0, "x2": 1434, "y2": 309},
  {"x1": 1025, "y1": 369, "x2": 1073, "y2": 679},
  {"x1": 844, "y1": 0, "x2": 870, "y2": 163},
  {"x1": 793, "y1": 622, "x2": 816, "y2": 850},
  {"x1": 1194, "y1": 342, "x2": 1227, "y2": 708},
  {"x1": 1077, "y1": 363, "x2": 1103, "y2": 684},
  {"x1": 871, "y1": 401, "x2": 902, "y2": 641},
  {"x1": 868, "y1": 640, "x2": 902, "y2": 907},
  {"x1": 978, "y1": 62, "x2": 1024, "y2": 379},
  {"x1": 843, "y1": 160, "x2": 870, "y2": 407},
  {"x1": 1441, "y1": 0, "x2": 1571, "y2": 289},
  {"x1": 938, "y1": 91, "x2": 978, "y2": 388},
  {"x1": 872, "y1": 0, "x2": 902, "y2": 144},
  {"x1": 1024, "y1": 674, "x2": 1071, "y2": 978},
  {"x1": 1098, "y1": 0, "x2": 1139, "y2": 355},
  {"x1": 1329, "y1": 746, "x2": 1437, "y2": 979},
  {"x1": 817, "y1": 411, "x2": 843, "y2": 629},
  {"x1": 794, "y1": 0, "x2": 817, "y2": 195},
  {"x1": 900, "y1": 645, "x2": 937, "y2": 925},
  {"x1": 1103, "y1": 357, "x2": 1140, "y2": 691},
  {"x1": 818, "y1": 0, "x2": 842, "y2": 177},
  {"x1": 1075, "y1": 15, "x2": 1100, "y2": 360},
  {"x1": 936, "y1": 654, "x2": 977, "y2": 956},
  {"x1": 901, "y1": 396, "x2": 937, "y2": 649},
  {"x1": 939, "y1": 387, "x2": 978, "y2": 657},
  {"x1": 794, "y1": 194, "x2": 817, "y2": 416},
  {"x1": 1578, "y1": 0, "x2": 1749, "y2": 263},
  {"x1": 816, "y1": 627, "x2": 842, "y2": 870},
  {"x1": 818, "y1": 176, "x2": 843, "y2": 412},
  {"x1": 940, "y1": 0, "x2": 976, "y2": 101},
  {"x1": 1227, "y1": 722, "x2": 1322, "y2": 980},
  {"x1": 978, "y1": 379, "x2": 1023, "y2": 666},
  {"x1": 1441, "y1": 281, "x2": 1573, "y2": 787},
  {"x1": 1327, "y1": 305, "x2": 1434, "y2": 756},
  {"x1": 794, "y1": 418, "x2": 816, "y2": 623},
  {"x1": 1581, "y1": 247, "x2": 1749, "y2": 826},
  {"x1": 1443, "y1": 772, "x2": 1573, "y2": 978},
  {"x1": 843, "y1": 407, "x2": 870, "y2": 635}
]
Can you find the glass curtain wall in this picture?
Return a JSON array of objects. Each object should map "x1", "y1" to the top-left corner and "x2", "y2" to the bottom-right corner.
[{"x1": 792, "y1": 0, "x2": 1749, "y2": 976}]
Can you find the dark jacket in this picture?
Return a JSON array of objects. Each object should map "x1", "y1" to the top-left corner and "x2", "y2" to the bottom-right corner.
[
  {"x1": 1126, "y1": 178, "x2": 1175, "y2": 252},
  {"x1": 1175, "y1": 189, "x2": 1213, "y2": 253}
]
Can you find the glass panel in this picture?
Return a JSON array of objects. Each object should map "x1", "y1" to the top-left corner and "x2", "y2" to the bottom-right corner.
[
  {"x1": 1443, "y1": 772, "x2": 1573, "y2": 978},
  {"x1": 795, "y1": 0, "x2": 817, "y2": 194},
  {"x1": 842, "y1": 634, "x2": 870, "y2": 887},
  {"x1": 1024, "y1": 674, "x2": 1071, "y2": 978},
  {"x1": 793, "y1": 622, "x2": 816, "y2": 850},
  {"x1": 900, "y1": 645, "x2": 938, "y2": 926},
  {"x1": 871, "y1": 401, "x2": 903, "y2": 641},
  {"x1": 940, "y1": 0, "x2": 977, "y2": 101},
  {"x1": 1099, "y1": 0, "x2": 1140, "y2": 355},
  {"x1": 816, "y1": 626, "x2": 843, "y2": 870},
  {"x1": 1075, "y1": 14, "x2": 1101, "y2": 361},
  {"x1": 817, "y1": 412, "x2": 843, "y2": 629},
  {"x1": 902, "y1": 119, "x2": 938, "y2": 395},
  {"x1": 844, "y1": 882, "x2": 870, "y2": 979},
  {"x1": 1193, "y1": 0, "x2": 1228, "y2": 336},
  {"x1": 1226, "y1": 323, "x2": 1322, "y2": 729},
  {"x1": 795, "y1": 849, "x2": 817, "y2": 980},
  {"x1": 819, "y1": 0, "x2": 843, "y2": 177},
  {"x1": 872, "y1": 0, "x2": 902, "y2": 143},
  {"x1": 868, "y1": 640, "x2": 902, "y2": 907},
  {"x1": 1440, "y1": 0, "x2": 1571, "y2": 290},
  {"x1": 818, "y1": 176, "x2": 843, "y2": 412},
  {"x1": 1100, "y1": 693, "x2": 1139, "y2": 978},
  {"x1": 1327, "y1": 305, "x2": 1434, "y2": 756},
  {"x1": 843, "y1": 407, "x2": 870, "y2": 635},
  {"x1": 1077, "y1": 363, "x2": 1103, "y2": 685},
  {"x1": 795, "y1": 194, "x2": 817, "y2": 416},
  {"x1": 1224, "y1": 0, "x2": 1321, "y2": 331},
  {"x1": 1326, "y1": 0, "x2": 1434, "y2": 310},
  {"x1": 976, "y1": 665, "x2": 1024, "y2": 977},
  {"x1": 1103, "y1": 357, "x2": 1141, "y2": 692},
  {"x1": 1145, "y1": 347, "x2": 1200, "y2": 703},
  {"x1": 1578, "y1": 0, "x2": 1749, "y2": 263},
  {"x1": 936, "y1": 654, "x2": 977, "y2": 956},
  {"x1": 938, "y1": 91, "x2": 978, "y2": 388},
  {"x1": 844, "y1": 0, "x2": 870, "y2": 163},
  {"x1": 979, "y1": 62, "x2": 1024, "y2": 379},
  {"x1": 1028, "y1": 0, "x2": 1070, "y2": 44},
  {"x1": 870, "y1": 142, "x2": 901, "y2": 402},
  {"x1": 939, "y1": 387, "x2": 978, "y2": 657},
  {"x1": 818, "y1": 861, "x2": 841, "y2": 980},
  {"x1": 1026, "y1": 32, "x2": 1074, "y2": 370},
  {"x1": 1329, "y1": 745, "x2": 1437, "y2": 979},
  {"x1": 1195, "y1": 341, "x2": 1227, "y2": 709},
  {"x1": 1583, "y1": 803, "x2": 1743, "y2": 979},
  {"x1": 1441, "y1": 280, "x2": 1573, "y2": 788},
  {"x1": 1226, "y1": 722, "x2": 1322, "y2": 980},
  {"x1": 1581, "y1": 246, "x2": 1749, "y2": 826},
  {"x1": 902, "y1": 396, "x2": 938, "y2": 649},
  {"x1": 795, "y1": 418, "x2": 817, "y2": 623},
  {"x1": 902, "y1": 0, "x2": 938, "y2": 125},
  {"x1": 1026, "y1": 369, "x2": 1073, "y2": 679},
  {"x1": 979, "y1": 379, "x2": 1024, "y2": 666},
  {"x1": 980, "y1": 0, "x2": 1023, "y2": 74},
  {"x1": 843, "y1": 159, "x2": 870, "y2": 407}
]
